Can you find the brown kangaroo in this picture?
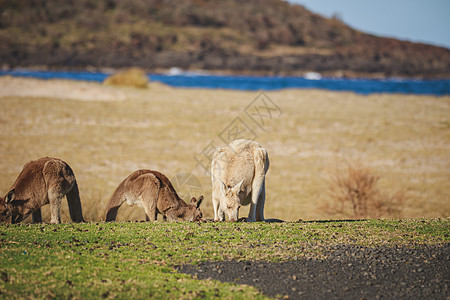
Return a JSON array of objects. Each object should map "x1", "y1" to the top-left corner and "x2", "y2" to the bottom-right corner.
[
  {"x1": 105, "y1": 169, "x2": 204, "y2": 222},
  {"x1": 0, "y1": 157, "x2": 84, "y2": 224}
]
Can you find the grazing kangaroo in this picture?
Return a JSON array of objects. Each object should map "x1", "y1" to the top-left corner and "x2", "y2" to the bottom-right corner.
[
  {"x1": 211, "y1": 139, "x2": 269, "y2": 222},
  {"x1": 105, "y1": 170, "x2": 204, "y2": 222},
  {"x1": 0, "y1": 157, "x2": 84, "y2": 224}
]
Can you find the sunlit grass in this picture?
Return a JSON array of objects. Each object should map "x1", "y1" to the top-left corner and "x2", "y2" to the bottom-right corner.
[
  {"x1": 0, "y1": 77, "x2": 449, "y2": 222},
  {"x1": 0, "y1": 219, "x2": 447, "y2": 298}
]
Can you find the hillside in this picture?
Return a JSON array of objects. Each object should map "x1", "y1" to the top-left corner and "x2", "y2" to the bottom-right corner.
[{"x1": 1, "y1": 0, "x2": 449, "y2": 78}]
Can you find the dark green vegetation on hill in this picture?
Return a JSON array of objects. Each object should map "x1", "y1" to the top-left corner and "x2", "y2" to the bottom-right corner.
[
  {"x1": 0, "y1": 219, "x2": 448, "y2": 298},
  {"x1": 1, "y1": 0, "x2": 449, "y2": 78}
]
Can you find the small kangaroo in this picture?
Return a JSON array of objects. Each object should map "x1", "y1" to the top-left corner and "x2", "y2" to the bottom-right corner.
[
  {"x1": 0, "y1": 157, "x2": 84, "y2": 224},
  {"x1": 105, "y1": 169, "x2": 204, "y2": 222}
]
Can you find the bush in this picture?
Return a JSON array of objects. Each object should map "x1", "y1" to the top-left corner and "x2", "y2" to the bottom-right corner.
[
  {"x1": 103, "y1": 67, "x2": 149, "y2": 88},
  {"x1": 325, "y1": 162, "x2": 407, "y2": 219}
]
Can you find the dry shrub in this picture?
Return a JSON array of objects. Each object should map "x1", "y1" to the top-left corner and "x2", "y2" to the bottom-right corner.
[
  {"x1": 325, "y1": 162, "x2": 407, "y2": 219},
  {"x1": 103, "y1": 67, "x2": 149, "y2": 88}
]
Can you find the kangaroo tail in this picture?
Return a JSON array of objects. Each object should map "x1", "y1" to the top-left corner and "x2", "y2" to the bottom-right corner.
[
  {"x1": 264, "y1": 218, "x2": 284, "y2": 223},
  {"x1": 66, "y1": 179, "x2": 85, "y2": 222},
  {"x1": 105, "y1": 204, "x2": 120, "y2": 222},
  {"x1": 104, "y1": 187, "x2": 126, "y2": 222}
]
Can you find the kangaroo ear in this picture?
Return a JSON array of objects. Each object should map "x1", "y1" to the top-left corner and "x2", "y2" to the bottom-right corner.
[
  {"x1": 219, "y1": 180, "x2": 227, "y2": 195},
  {"x1": 196, "y1": 195, "x2": 204, "y2": 208},
  {"x1": 232, "y1": 180, "x2": 244, "y2": 194},
  {"x1": 5, "y1": 189, "x2": 15, "y2": 204}
]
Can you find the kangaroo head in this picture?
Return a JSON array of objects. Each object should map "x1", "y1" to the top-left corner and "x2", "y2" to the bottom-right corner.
[
  {"x1": 183, "y1": 195, "x2": 204, "y2": 221},
  {"x1": 0, "y1": 189, "x2": 14, "y2": 222},
  {"x1": 219, "y1": 180, "x2": 243, "y2": 222}
]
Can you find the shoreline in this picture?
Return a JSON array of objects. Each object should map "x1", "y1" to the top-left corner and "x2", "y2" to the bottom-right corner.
[
  {"x1": 3, "y1": 65, "x2": 450, "y2": 81},
  {"x1": 1, "y1": 70, "x2": 449, "y2": 98}
]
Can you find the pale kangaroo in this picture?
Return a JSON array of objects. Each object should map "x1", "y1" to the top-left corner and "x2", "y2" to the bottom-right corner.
[
  {"x1": 211, "y1": 139, "x2": 269, "y2": 222},
  {"x1": 0, "y1": 157, "x2": 84, "y2": 224},
  {"x1": 105, "y1": 170, "x2": 204, "y2": 222}
]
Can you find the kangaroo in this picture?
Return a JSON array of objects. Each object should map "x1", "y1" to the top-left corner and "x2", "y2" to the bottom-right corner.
[
  {"x1": 211, "y1": 139, "x2": 269, "y2": 222},
  {"x1": 105, "y1": 170, "x2": 204, "y2": 222},
  {"x1": 0, "y1": 157, "x2": 84, "y2": 224}
]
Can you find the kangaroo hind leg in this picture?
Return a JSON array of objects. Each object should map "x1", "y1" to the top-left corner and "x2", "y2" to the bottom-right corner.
[
  {"x1": 43, "y1": 159, "x2": 71, "y2": 224},
  {"x1": 48, "y1": 193, "x2": 64, "y2": 224},
  {"x1": 135, "y1": 173, "x2": 160, "y2": 222},
  {"x1": 46, "y1": 177, "x2": 65, "y2": 224}
]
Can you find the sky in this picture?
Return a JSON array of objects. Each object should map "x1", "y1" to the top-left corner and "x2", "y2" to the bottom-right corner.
[{"x1": 287, "y1": 0, "x2": 450, "y2": 49}]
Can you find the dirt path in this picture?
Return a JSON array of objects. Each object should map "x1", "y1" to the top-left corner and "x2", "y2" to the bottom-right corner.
[{"x1": 177, "y1": 244, "x2": 449, "y2": 299}]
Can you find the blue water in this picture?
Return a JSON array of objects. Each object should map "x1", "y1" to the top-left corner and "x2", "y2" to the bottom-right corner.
[{"x1": 1, "y1": 69, "x2": 449, "y2": 95}]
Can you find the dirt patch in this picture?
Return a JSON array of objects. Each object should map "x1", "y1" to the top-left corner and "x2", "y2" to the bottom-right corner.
[{"x1": 177, "y1": 244, "x2": 449, "y2": 299}]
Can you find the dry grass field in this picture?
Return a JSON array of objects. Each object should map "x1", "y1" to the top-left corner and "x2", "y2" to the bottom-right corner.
[{"x1": 0, "y1": 76, "x2": 448, "y2": 222}]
